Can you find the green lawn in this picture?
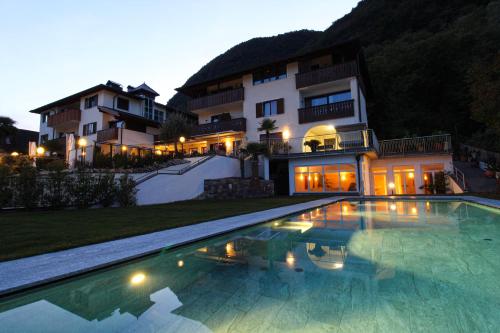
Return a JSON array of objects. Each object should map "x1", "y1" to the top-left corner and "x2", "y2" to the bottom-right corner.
[{"x1": 0, "y1": 196, "x2": 329, "y2": 262}]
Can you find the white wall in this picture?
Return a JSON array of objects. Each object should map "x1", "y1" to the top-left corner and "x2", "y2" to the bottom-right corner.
[{"x1": 196, "y1": 104, "x2": 244, "y2": 125}]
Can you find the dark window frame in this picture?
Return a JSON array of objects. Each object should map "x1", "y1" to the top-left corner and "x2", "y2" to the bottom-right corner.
[
  {"x1": 41, "y1": 113, "x2": 48, "y2": 123},
  {"x1": 40, "y1": 134, "x2": 48, "y2": 144},
  {"x1": 84, "y1": 95, "x2": 98, "y2": 109},
  {"x1": 253, "y1": 64, "x2": 287, "y2": 85},
  {"x1": 256, "y1": 98, "x2": 284, "y2": 118},
  {"x1": 116, "y1": 97, "x2": 130, "y2": 111},
  {"x1": 305, "y1": 90, "x2": 352, "y2": 107},
  {"x1": 82, "y1": 122, "x2": 97, "y2": 136}
]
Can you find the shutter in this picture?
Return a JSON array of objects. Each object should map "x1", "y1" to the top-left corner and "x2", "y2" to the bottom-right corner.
[
  {"x1": 256, "y1": 102, "x2": 263, "y2": 118},
  {"x1": 277, "y1": 98, "x2": 284, "y2": 114}
]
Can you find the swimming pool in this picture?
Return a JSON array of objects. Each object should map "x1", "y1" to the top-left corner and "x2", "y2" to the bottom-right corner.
[{"x1": 0, "y1": 200, "x2": 499, "y2": 332}]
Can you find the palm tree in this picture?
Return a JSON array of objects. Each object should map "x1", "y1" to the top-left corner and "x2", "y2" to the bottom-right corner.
[
  {"x1": 258, "y1": 118, "x2": 277, "y2": 147},
  {"x1": 160, "y1": 113, "x2": 192, "y2": 155},
  {"x1": 244, "y1": 142, "x2": 269, "y2": 180},
  {"x1": 0, "y1": 117, "x2": 17, "y2": 147}
]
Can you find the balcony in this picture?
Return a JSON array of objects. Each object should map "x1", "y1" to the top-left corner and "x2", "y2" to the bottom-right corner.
[
  {"x1": 97, "y1": 127, "x2": 119, "y2": 143},
  {"x1": 192, "y1": 118, "x2": 246, "y2": 137},
  {"x1": 266, "y1": 129, "x2": 379, "y2": 157},
  {"x1": 295, "y1": 61, "x2": 359, "y2": 89},
  {"x1": 379, "y1": 134, "x2": 452, "y2": 157},
  {"x1": 47, "y1": 109, "x2": 81, "y2": 128},
  {"x1": 187, "y1": 87, "x2": 244, "y2": 111},
  {"x1": 298, "y1": 100, "x2": 355, "y2": 124}
]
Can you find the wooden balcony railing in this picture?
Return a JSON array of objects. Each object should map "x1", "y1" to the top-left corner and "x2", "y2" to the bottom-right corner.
[
  {"x1": 192, "y1": 118, "x2": 246, "y2": 136},
  {"x1": 379, "y1": 134, "x2": 452, "y2": 157},
  {"x1": 187, "y1": 87, "x2": 244, "y2": 111},
  {"x1": 97, "y1": 127, "x2": 119, "y2": 143},
  {"x1": 298, "y1": 100, "x2": 355, "y2": 124},
  {"x1": 47, "y1": 109, "x2": 81, "y2": 127},
  {"x1": 295, "y1": 61, "x2": 359, "y2": 89}
]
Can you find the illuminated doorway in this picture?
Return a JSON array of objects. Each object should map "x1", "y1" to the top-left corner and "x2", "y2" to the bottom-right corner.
[
  {"x1": 372, "y1": 168, "x2": 387, "y2": 195},
  {"x1": 393, "y1": 166, "x2": 416, "y2": 194}
]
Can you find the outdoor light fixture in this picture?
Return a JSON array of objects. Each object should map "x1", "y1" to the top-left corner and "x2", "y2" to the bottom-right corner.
[
  {"x1": 36, "y1": 146, "x2": 45, "y2": 156},
  {"x1": 388, "y1": 182, "x2": 395, "y2": 195},
  {"x1": 121, "y1": 145, "x2": 128, "y2": 152},
  {"x1": 10, "y1": 151, "x2": 19, "y2": 157},
  {"x1": 130, "y1": 272, "x2": 146, "y2": 285},
  {"x1": 179, "y1": 136, "x2": 185, "y2": 143},
  {"x1": 77, "y1": 138, "x2": 87, "y2": 147},
  {"x1": 283, "y1": 129, "x2": 290, "y2": 140},
  {"x1": 177, "y1": 260, "x2": 184, "y2": 268},
  {"x1": 328, "y1": 125, "x2": 335, "y2": 131},
  {"x1": 408, "y1": 172, "x2": 414, "y2": 179},
  {"x1": 225, "y1": 138, "x2": 231, "y2": 149}
]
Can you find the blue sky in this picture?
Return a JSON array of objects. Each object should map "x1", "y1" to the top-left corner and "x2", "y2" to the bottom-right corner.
[{"x1": 0, "y1": 0, "x2": 360, "y2": 130}]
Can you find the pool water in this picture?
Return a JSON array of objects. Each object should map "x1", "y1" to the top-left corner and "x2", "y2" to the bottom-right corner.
[{"x1": 1, "y1": 200, "x2": 499, "y2": 332}]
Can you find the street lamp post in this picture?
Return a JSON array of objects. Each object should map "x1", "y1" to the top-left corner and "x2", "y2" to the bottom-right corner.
[
  {"x1": 179, "y1": 136, "x2": 185, "y2": 156},
  {"x1": 77, "y1": 138, "x2": 87, "y2": 167}
]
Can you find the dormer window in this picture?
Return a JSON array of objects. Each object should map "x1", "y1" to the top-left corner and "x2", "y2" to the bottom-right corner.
[{"x1": 117, "y1": 97, "x2": 129, "y2": 111}]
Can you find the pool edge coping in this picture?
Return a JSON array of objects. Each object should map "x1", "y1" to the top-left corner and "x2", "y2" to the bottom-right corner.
[{"x1": 1, "y1": 194, "x2": 498, "y2": 298}]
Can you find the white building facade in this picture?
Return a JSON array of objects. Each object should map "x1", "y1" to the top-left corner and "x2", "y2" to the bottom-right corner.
[{"x1": 176, "y1": 40, "x2": 456, "y2": 196}]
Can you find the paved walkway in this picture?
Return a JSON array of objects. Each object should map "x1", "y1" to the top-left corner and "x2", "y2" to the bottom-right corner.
[
  {"x1": 0, "y1": 197, "x2": 342, "y2": 296},
  {"x1": 454, "y1": 161, "x2": 497, "y2": 192},
  {"x1": 1, "y1": 195, "x2": 498, "y2": 296}
]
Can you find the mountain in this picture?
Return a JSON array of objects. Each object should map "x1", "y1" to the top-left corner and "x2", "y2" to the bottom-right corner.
[{"x1": 168, "y1": 0, "x2": 500, "y2": 150}]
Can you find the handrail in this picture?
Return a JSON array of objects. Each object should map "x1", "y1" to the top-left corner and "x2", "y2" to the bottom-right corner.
[
  {"x1": 452, "y1": 166, "x2": 467, "y2": 191},
  {"x1": 187, "y1": 87, "x2": 244, "y2": 111},
  {"x1": 379, "y1": 134, "x2": 452, "y2": 157},
  {"x1": 159, "y1": 155, "x2": 215, "y2": 175}
]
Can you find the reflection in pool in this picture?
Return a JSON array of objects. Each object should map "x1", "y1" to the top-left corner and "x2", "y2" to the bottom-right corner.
[{"x1": 0, "y1": 200, "x2": 499, "y2": 332}]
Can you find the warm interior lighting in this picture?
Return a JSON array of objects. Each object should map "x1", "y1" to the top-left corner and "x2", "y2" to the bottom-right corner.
[
  {"x1": 226, "y1": 242, "x2": 236, "y2": 257},
  {"x1": 299, "y1": 174, "x2": 304, "y2": 181},
  {"x1": 77, "y1": 138, "x2": 87, "y2": 147},
  {"x1": 130, "y1": 273, "x2": 146, "y2": 285},
  {"x1": 308, "y1": 175, "x2": 311, "y2": 181},
  {"x1": 283, "y1": 129, "x2": 290, "y2": 140},
  {"x1": 408, "y1": 172, "x2": 414, "y2": 179},
  {"x1": 121, "y1": 145, "x2": 128, "y2": 152},
  {"x1": 155, "y1": 149, "x2": 162, "y2": 156},
  {"x1": 341, "y1": 173, "x2": 347, "y2": 181},
  {"x1": 179, "y1": 136, "x2": 185, "y2": 143},
  {"x1": 343, "y1": 205, "x2": 349, "y2": 214},
  {"x1": 177, "y1": 260, "x2": 184, "y2": 268},
  {"x1": 390, "y1": 203, "x2": 397, "y2": 211},
  {"x1": 388, "y1": 182, "x2": 395, "y2": 189},
  {"x1": 286, "y1": 251, "x2": 295, "y2": 266},
  {"x1": 36, "y1": 146, "x2": 45, "y2": 155},
  {"x1": 225, "y1": 138, "x2": 232, "y2": 149},
  {"x1": 328, "y1": 125, "x2": 335, "y2": 131},
  {"x1": 411, "y1": 207, "x2": 417, "y2": 214},
  {"x1": 424, "y1": 175, "x2": 428, "y2": 181},
  {"x1": 10, "y1": 151, "x2": 19, "y2": 157}
]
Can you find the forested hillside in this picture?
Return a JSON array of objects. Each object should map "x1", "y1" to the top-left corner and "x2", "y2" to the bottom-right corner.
[{"x1": 168, "y1": 0, "x2": 500, "y2": 150}]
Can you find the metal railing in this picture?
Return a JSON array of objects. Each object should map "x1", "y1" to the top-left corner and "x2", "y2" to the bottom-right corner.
[
  {"x1": 298, "y1": 100, "x2": 355, "y2": 124},
  {"x1": 264, "y1": 129, "x2": 378, "y2": 157},
  {"x1": 452, "y1": 166, "x2": 467, "y2": 191},
  {"x1": 379, "y1": 134, "x2": 452, "y2": 157},
  {"x1": 187, "y1": 87, "x2": 244, "y2": 111},
  {"x1": 159, "y1": 155, "x2": 215, "y2": 175},
  {"x1": 295, "y1": 61, "x2": 359, "y2": 89}
]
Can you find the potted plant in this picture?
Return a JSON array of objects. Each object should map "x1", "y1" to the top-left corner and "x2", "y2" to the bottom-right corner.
[{"x1": 304, "y1": 139, "x2": 321, "y2": 152}]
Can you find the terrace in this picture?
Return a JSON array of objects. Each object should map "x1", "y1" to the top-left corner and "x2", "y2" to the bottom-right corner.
[
  {"x1": 378, "y1": 134, "x2": 452, "y2": 157},
  {"x1": 295, "y1": 61, "x2": 359, "y2": 89},
  {"x1": 187, "y1": 87, "x2": 244, "y2": 111}
]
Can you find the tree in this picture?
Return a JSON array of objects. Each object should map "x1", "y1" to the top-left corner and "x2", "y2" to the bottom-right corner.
[
  {"x1": 160, "y1": 113, "x2": 193, "y2": 155},
  {"x1": 0, "y1": 117, "x2": 17, "y2": 150},
  {"x1": 258, "y1": 118, "x2": 278, "y2": 147},
  {"x1": 469, "y1": 53, "x2": 500, "y2": 151},
  {"x1": 244, "y1": 142, "x2": 269, "y2": 180}
]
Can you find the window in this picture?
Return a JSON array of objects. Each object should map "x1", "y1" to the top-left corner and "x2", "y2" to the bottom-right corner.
[
  {"x1": 294, "y1": 164, "x2": 357, "y2": 193},
  {"x1": 40, "y1": 134, "x2": 48, "y2": 144},
  {"x1": 82, "y1": 122, "x2": 97, "y2": 136},
  {"x1": 144, "y1": 98, "x2": 153, "y2": 119},
  {"x1": 41, "y1": 113, "x2": 48, "y2": 123},
  {"x1": 153, "y1": 109, "x2": 165, "y2": 122},
  {"x1": 306, "y1": 91, "x2": 352, "y2": 107},
  {"x1": 393, "y1": 166, "x2": 416, "y2": 194},
  {"x1": 253, "y1": 64, "x2": 287, "y2": 85},
  {"x1": 84, "y1": 95, "x2": 98, "y2": 109},
  {"x1": 117, "y1": 97, "x2": 129, "y2": 111},
  {"x1": 256, "y1": 99, "x2": 284, "y2": 118}
]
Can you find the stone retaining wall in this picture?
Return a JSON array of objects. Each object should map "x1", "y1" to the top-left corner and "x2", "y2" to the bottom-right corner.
[{"x1": 204, "y1": 177, "x2": 274, "y2": 199}]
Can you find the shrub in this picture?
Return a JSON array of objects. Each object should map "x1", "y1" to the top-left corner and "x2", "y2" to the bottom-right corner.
[
  {"x1": 93, "y1": 152, "x2": 113, "y2": 169},
  {"x1": 43, "y1": 169, "x2": 70, "y2": 209},
  {"x1": 14, "y1": 164, "x2": 42, "y2": 209},
  {"x1": 68, "y1": 169, "x2": 96, "y2": 208},
  {"x1": 0, "y1": 165, "x2": 13, "y2": 207},
  {"x1": 116, "y1": 173, "x2": 137, "y2": 207},
  {"x1": 95, "y1": 172, "x2": 116, "y2": 207}
]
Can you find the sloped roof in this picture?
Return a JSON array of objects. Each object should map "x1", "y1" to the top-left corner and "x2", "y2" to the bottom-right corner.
[{"x1": 127, "y1": 83, "x2": 160, "y2": 97}]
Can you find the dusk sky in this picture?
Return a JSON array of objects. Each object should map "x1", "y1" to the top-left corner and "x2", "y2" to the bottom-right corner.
[{"x1": 0, "y1": 0, "x2": 360, "y2": 131}]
